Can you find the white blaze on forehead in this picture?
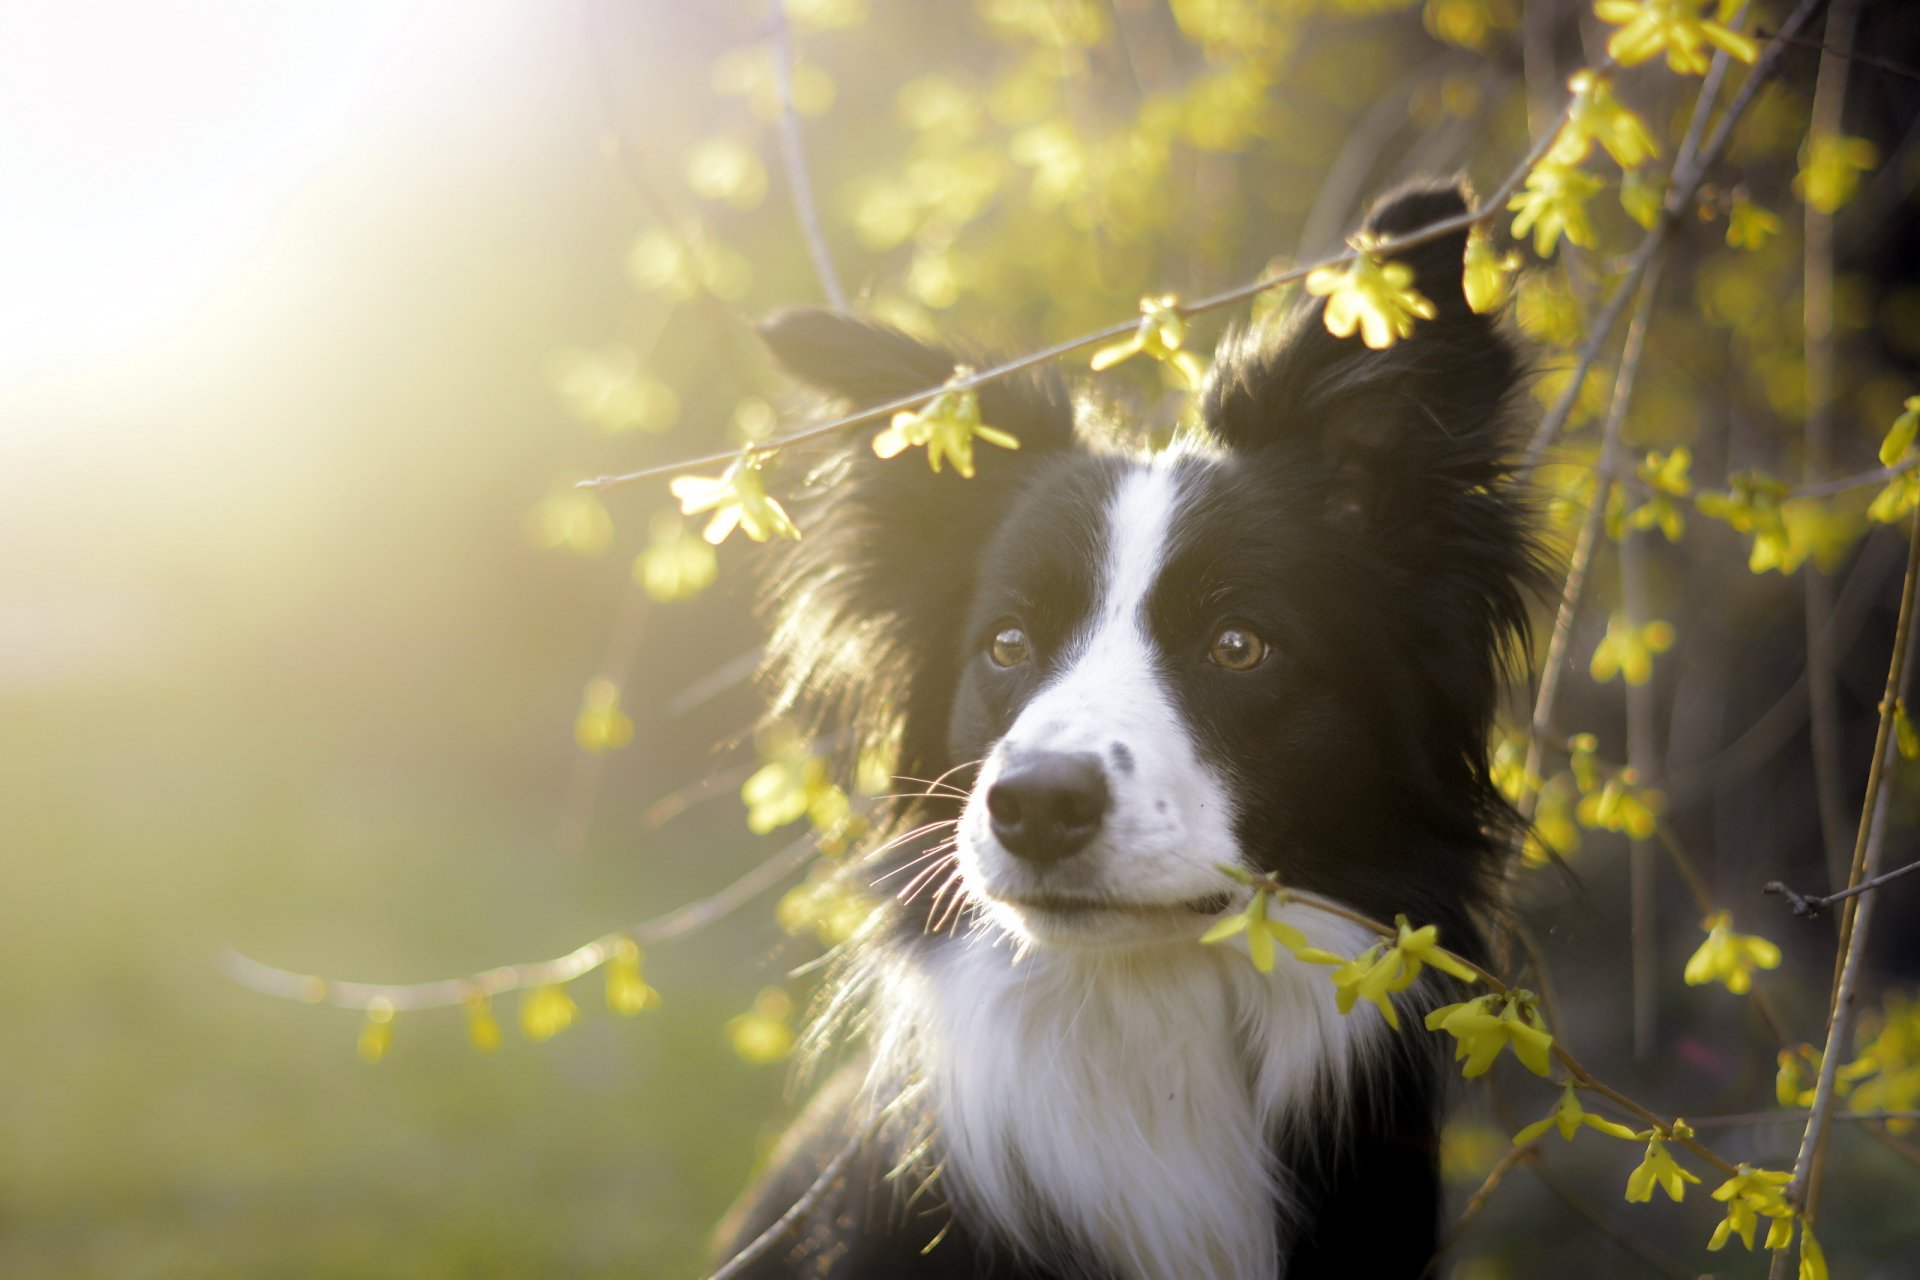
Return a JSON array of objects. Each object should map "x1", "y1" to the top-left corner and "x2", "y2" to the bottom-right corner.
[
  {"x1": 1094, "y1": 462, "x2": 1184, "y2": 645},
  {"x1": 1013, "y1": 461, "x2": 1183, "y2": 754}
]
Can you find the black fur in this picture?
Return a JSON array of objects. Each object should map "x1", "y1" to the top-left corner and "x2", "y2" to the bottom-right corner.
[{"x1": 718, "y1": 181, "x2": 1541, "y2": 1279}]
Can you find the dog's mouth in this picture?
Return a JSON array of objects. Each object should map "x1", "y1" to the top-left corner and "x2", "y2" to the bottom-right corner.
[{"x1": 995, "y1": 889, "x2": 1235, "y2": 918}]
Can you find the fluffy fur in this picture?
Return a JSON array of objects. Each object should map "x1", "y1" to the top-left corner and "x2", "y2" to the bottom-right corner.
[{"x1": 715, "y1": 180, "x2": 1541, "y2": 1280}]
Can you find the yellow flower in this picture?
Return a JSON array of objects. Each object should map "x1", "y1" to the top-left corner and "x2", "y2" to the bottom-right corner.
[
  {"x1": 1090, "y1": 295, "x2": 1207, "y2": 386},
  {"x1": 727, "y1": 988, "x2": 795, "y2": 1064},
  {"x1": 520, "y1": 984, "x2": 579, "y2": 1042},
  {"x1": 1331, "y1": 944, "x2": 1406, "y2": 1027},
  {"x1": 1425, "y1": 989, "x2": 1555, "y2": 1077},
  {"x1": 1624, "y1": 1125, "x2": 1702, "y2": 1202},
  {"x1": 740, "y1": 726, "x2": 865, "y2": 850},
  {"x1": 1794, "y1": 133, "x2": 1879, "y2": 215},
  {"x1": 1525, "y1": 773, "x2": 1582, "y2": 866},
  {"x1": 1777, "y1": 1044, "x2": 1819, "y2": 1107},
  {"x1": 1869, "y1": 468, "x2": 1920, "y2": 525},
  {"x1": 1507, "y1": 161, "x2": 1603, "y2": 256},
  {"x1": 1549, "y1": 71, "x2": 1659, "y2": 169},
  {"x1": 1619, "y1": 169, "x2": 1666, "y2": 229},
  {"x1": 1462, "y1": 229, "x2": 1521, "y2": 314},
  {"x1": 1708, "y1": 1165, "x2": 1794, "y2": 1252},
  {"x1": 872, "y1": 368, "x2": 1020, "y2": 478},
  {"x1": 1696, "y1": 470, "x2": 1795, "y2": 572},
  {"x1": 605, "y1": 938, "x2": 662, "y2": 1015},
  {"x1": 1514, "y1": 1083, "x2": 1640, "y2": 1145},
  {"x1": 1799, "y1": 1224, "x2": 1828, "y2": 1280},
  {"x1": 778, "y1": 869, "x2": 879, "y2": 946},
  {"x1": 1594, "y1": 0, "x2": 1758, "y2": 75},
  {"x1": 464, "y1": 992, "x2": 502, "y2": 1053},
  {"x1": 1684, "y1": 911, "x2": 1782, "y2": 994},
  {"x1": 1628, "y1": 447, "x2": 1692, "y2": 541},
  {"x1": 634, "y1": 511, "x2": 719, "y2": 603},
  {"x1": 1590, "y1": 614, "x2": 1675, "y2": 685},
  {"x1": 1201, "y1": 889, "x2": 1345, "y2": 974},
  {"x1": 1878, "y1": 396, "x2": 1920, "y2": 467},
  {"x1": 1575, "y1": 771, "x2": 1663, "y2": 839},
  {"x1": 1726, "y1": 195, "x2": 1781, "y2": 250},
  {"x1": 358, "y1": 998, "x2": 395, "y2": 1063},
  {"x1": 684, "y1": 136, "x2": 767, "y2": 210},
  {"x1": 574, "y1": 678, "x2": 634, "y2": 753},
  {"x1": 1386, "y1": 914, "x2": 1482, "y2": 986},
  {"x1": 669, "y1": 454, "x2": 800, "y2": 545},
  {"x1": 1304, "y1": 239, "x2": 1437, "y2": 351}
]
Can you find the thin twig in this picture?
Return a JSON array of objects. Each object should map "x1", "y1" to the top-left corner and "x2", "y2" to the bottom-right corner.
[
  {"x1": 767, "y1": 0, "x2": 847, "y2": 310},
  {"x1": 1766, "y1": 853, "x2": 1920, "y2": 917},
  {"x1": 222, "y1": 833, "x2": 819, "y2": 1012},
  {"x1": 1689, "y1": 1107, "x2": 1920, "y2": 1130},
  {"x1": 1526, "y1": 1164, "x2": 1697, "y2": 1280},
  {"x1": 708, "y1": 1122, "x2": 869, "y2": 1279},
  {"x1": 1756, "y1": 26, "x2": 1920, "y2": 84},
  {"x1": 1778, "y1": 502, "x2": 1920, "y2": 1242},
  {"x1": 1418, "y1": 1140, "x2": 1540, "y2": 1280}
]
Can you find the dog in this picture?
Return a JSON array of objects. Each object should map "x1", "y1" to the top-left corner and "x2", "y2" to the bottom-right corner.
[{"x1": 715, "y1": 180, "x2": 1541, "y2": 1280}]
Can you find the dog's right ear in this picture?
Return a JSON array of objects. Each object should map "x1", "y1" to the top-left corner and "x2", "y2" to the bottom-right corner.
[{"x1": 756, "y1": 308, "x2": 1077, "y2": 781}]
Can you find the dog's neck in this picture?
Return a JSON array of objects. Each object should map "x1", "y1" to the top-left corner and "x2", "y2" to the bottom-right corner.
[{"x1": 863, "y1": 907, "x2": 1385, "y2": 1280}]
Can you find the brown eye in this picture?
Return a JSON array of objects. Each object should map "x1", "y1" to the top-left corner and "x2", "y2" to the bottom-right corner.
[
  {"x1": 1208, "y1": 625, "x2": 1267, "y2": 671},
  {"x1": 988, "y1": 625, "x2": 1031, "y2": 668}
]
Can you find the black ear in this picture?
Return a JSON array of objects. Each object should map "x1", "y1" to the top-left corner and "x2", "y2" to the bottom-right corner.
[
  {"x1": 1202, "y1": 179, "x2": 1518, "y2": 496},
  {"x1": 759, "y1": 307, "x2": 1076, "y2": 459},
  {"x1": 756, "y1": 308, "x2": 1077, "y2": 779}
]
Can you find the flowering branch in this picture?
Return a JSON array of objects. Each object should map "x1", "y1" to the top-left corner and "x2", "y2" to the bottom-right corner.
[
  {"x1": 577, "y1": 68, "x2": 1588, "y2": 494},
  {"x1": 221, "y1": 833, "x2": 817, "y2": 1013}
]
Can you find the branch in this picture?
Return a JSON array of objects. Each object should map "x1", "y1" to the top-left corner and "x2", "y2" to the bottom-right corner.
[
  {"x1": 707, "y1": 1122, "x2": 869, "y2": 1280},
  {"x1": 1777, "y1": 499, "x2": 1920, "y2": 1236},
  {"x1": 1417, "y1": 1139, "x2": 1539, "y2": 1280},
  {"x1": 767, "y1": 0, "x2": 847, "y2": 310},
  {"x1": 222, "y1": 833, "x2": 819, "y2": 1012},
  {"x1": 1766, "y1": 853, "x2": 1920, "y2": 918}
]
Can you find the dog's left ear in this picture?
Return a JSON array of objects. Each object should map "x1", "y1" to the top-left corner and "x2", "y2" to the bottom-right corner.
[
  {"x1": 755, "y1": 308, "x2": 1078, "y2": 779},
  {"x1": 1203, "y1": 179, "x2": 1520, "y2": 516}
]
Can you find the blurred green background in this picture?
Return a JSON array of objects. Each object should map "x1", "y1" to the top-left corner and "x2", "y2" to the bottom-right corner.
[{"x1": 5, "y1": 0, "x2": 1920, "y2": 1277}]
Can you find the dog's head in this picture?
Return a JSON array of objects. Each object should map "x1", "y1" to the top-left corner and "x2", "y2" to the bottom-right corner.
[{"x1": 762, "y1": 181, "x2": 1538, "y2": 952}]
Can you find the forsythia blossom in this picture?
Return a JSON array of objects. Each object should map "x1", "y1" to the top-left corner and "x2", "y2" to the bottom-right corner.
[
  {"x1": 1709, "y1": 1165, "x2": 1795, "y2": 1252},
  {"x1": 1304, "y1": 238, "x2": 1436, "y2": 350},
  {"x1": 670, "y1": 453, "x2": 801, "y2": 545},
  {"x1": 1684, "y1": 911, "x2": 1782, "y2": 994},
  {"x1": 1425, "y1": 989, "x2": 1555, "y2": 1077},
  {"x1": 1507, "y1": 161, "x2": 1603, "y2": 256},
  {"x1": 1549, "y1": 70, "x2": 1658, "y2": 169},
  {"x1": 1624, "y1": 1123, "x2": 1701, "y2": 1202},
  {"x1": 1512, "y1": 1083, "x2": 1640, "y2": 1144},
  {"x1": 1594, "y1": 0, "x2": 1758, "y2": 75},
  {"x1": 606, "y1": 938, "x2": 662, "y2": 1015},
  {"x1": 871, "y1": 368, "x2": 1020, "y2": 477},
  {"x1": 1462, "y1": 229, "x2": 1520, "y2": 314},
  {"x1": 1201, "y1": 888, "x2": 1344, "y2": 973},
  {"x1": 1590, "y1": 614, "x2": 1675, "y2": 686},
  {"x1": 520, "y1": 985, "x2": 579, "y2": 1042},
  {"x1": 1090, "y1": 295, "x2": 1207, "y2": 386}
]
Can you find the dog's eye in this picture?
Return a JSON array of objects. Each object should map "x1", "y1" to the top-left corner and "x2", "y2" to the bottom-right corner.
[
  {"x1": 1208, "y1": 624, "x2": 1267, "y2": 671},
  {"x1": 988, "y1": 625, "x2": 1031, "y2": 668}
]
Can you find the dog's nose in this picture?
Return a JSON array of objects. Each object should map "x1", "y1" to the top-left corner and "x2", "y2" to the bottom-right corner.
[{"x1": 986, "y1": 752, "x2": 1109, "y2": 864}]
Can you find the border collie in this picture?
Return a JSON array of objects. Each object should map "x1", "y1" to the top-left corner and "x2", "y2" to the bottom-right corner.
[{"x1": 716, "y1": 181, "x2": 1540, "y2": 1280}]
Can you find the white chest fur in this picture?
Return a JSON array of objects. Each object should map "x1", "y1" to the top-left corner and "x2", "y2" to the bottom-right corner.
[{"x1": 865, "y1": 911, "x2": 1383, "y2": 1280}]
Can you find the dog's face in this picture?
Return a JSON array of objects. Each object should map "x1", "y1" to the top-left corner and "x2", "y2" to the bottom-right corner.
[
  {"x1": 762, "y1": 181, "x2": 1536, "y2": 954},
  {"x1": 947, "y1": 450, "x2": 1366, "y2": 947}
]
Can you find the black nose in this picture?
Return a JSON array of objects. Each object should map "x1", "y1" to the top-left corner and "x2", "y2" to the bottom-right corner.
[{"x1": 986, "y1": 752, "x2": 1109, "y2": 864}]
